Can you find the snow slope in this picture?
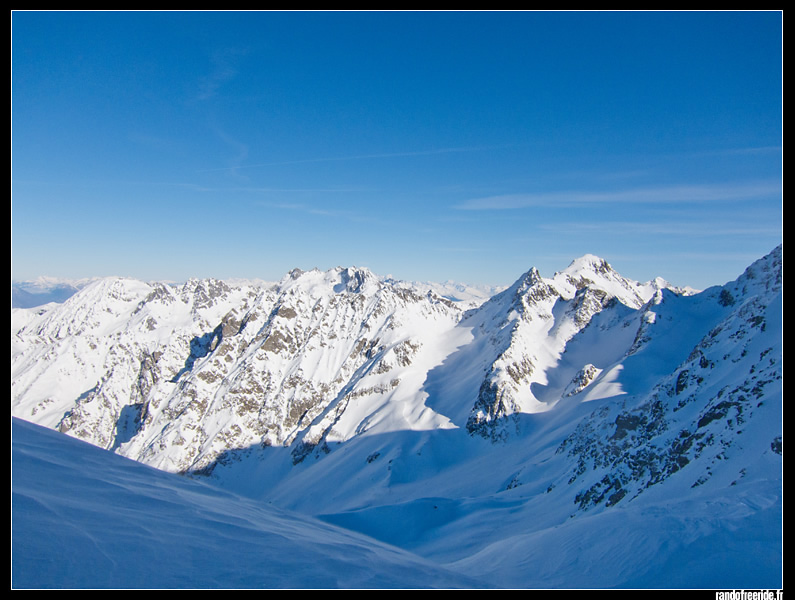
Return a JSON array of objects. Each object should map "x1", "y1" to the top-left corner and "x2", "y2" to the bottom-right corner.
[
  {"x1": 11, "y1": 417, "x2": 485, "y2": 589},
  {"x1": 12, "y1": 412, "x2": 781, "y2": 589}
]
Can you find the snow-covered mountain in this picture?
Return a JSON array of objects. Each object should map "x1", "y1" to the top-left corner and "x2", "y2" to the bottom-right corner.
[{"x1": 11, "y1": 248, "x2": 782, "y2": 588}]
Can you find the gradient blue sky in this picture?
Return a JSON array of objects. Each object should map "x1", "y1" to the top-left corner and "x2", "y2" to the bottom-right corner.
[{"x1": 12, "y1": 11, "x2": 782, "y2": 290}]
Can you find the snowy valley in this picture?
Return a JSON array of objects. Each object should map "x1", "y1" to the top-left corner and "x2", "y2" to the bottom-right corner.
[{"x1": 11, "y1": 247, "x2": 783, "y2": 589}]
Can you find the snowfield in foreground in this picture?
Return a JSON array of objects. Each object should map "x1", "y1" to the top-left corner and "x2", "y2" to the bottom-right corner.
[
  {"x1": 11, "y1": 418, "x2": 484, "y2": 589},
  {"x1": 11, "y1": 416, "x2": 781, "y2": 589}
]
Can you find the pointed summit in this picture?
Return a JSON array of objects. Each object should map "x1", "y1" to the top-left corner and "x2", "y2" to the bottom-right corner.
[
  {"x1": 562, "y1": 254, "x2": 615, "y2": 278},
  {"x1": 553, "y1": 254, "x2": 661, "y2": 310}
]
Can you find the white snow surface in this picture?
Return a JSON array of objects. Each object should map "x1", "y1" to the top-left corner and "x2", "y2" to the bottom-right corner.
[
  {"x1": 11, "y1": 249, "x2": 783, "y2": 589},
  {"x1": 11, "y1": 417, "x2": 483, "y2": 589}
]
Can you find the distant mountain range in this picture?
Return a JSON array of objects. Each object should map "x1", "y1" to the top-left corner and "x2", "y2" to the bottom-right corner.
[
  {"x1": 11, "y1": 247, "x2": 782, "y2": 588},
  {"x1": 11, "y1": 277, "x2": 89, "y2": 308}
]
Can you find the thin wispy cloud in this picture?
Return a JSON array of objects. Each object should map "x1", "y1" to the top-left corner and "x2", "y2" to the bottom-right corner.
[
  {"x1": 535, "y1": 220, "x2": 781, "y2": 237},
  {"x1": 188, "y1": 184, "x2": 370, "y2": 194},
  {"x1": 58, "y1": 181, "x2": 371, "y2": 195},
  {"x1": 696, "y1": 145, "x2": 782, "y2": 157},
  {"x1": 254, "y1": 200, "x2": 386, "y2": 224},
  {"x1": 197, "y1": 145, "x2": 507, "y2": 173},
  {"x1": 259, "y1": 201, "x2": 339, "y2": 217},
  {"x1": 435, "y1": 245, "x2": 489, "y2": 254},
  {"x1": 197, "y1": 47, "x2": 248, "y2": 102},
  {"x1": 209, "y1": 124, "x2": 250, "y2": 179},
  {"x1": 456, "y1": 181, "x2": 782, "y2": 210}
]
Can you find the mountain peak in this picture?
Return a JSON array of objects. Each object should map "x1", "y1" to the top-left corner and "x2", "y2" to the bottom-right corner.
[
  {"x1": 563, "y1": 254, "x2": 614, "y2": 277},
  {"x1": 277, "y1": 265, "x2": 378, "y2": 295}
]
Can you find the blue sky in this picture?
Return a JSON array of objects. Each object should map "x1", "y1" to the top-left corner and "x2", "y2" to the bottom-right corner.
[{"x1": 11, "y1": 11, "x2": 782, "y2": 290}]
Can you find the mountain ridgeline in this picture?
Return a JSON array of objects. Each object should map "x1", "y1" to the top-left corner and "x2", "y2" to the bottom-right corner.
[{"x1": 11, "y1": 248, "x2": 782, "y2": 587}]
